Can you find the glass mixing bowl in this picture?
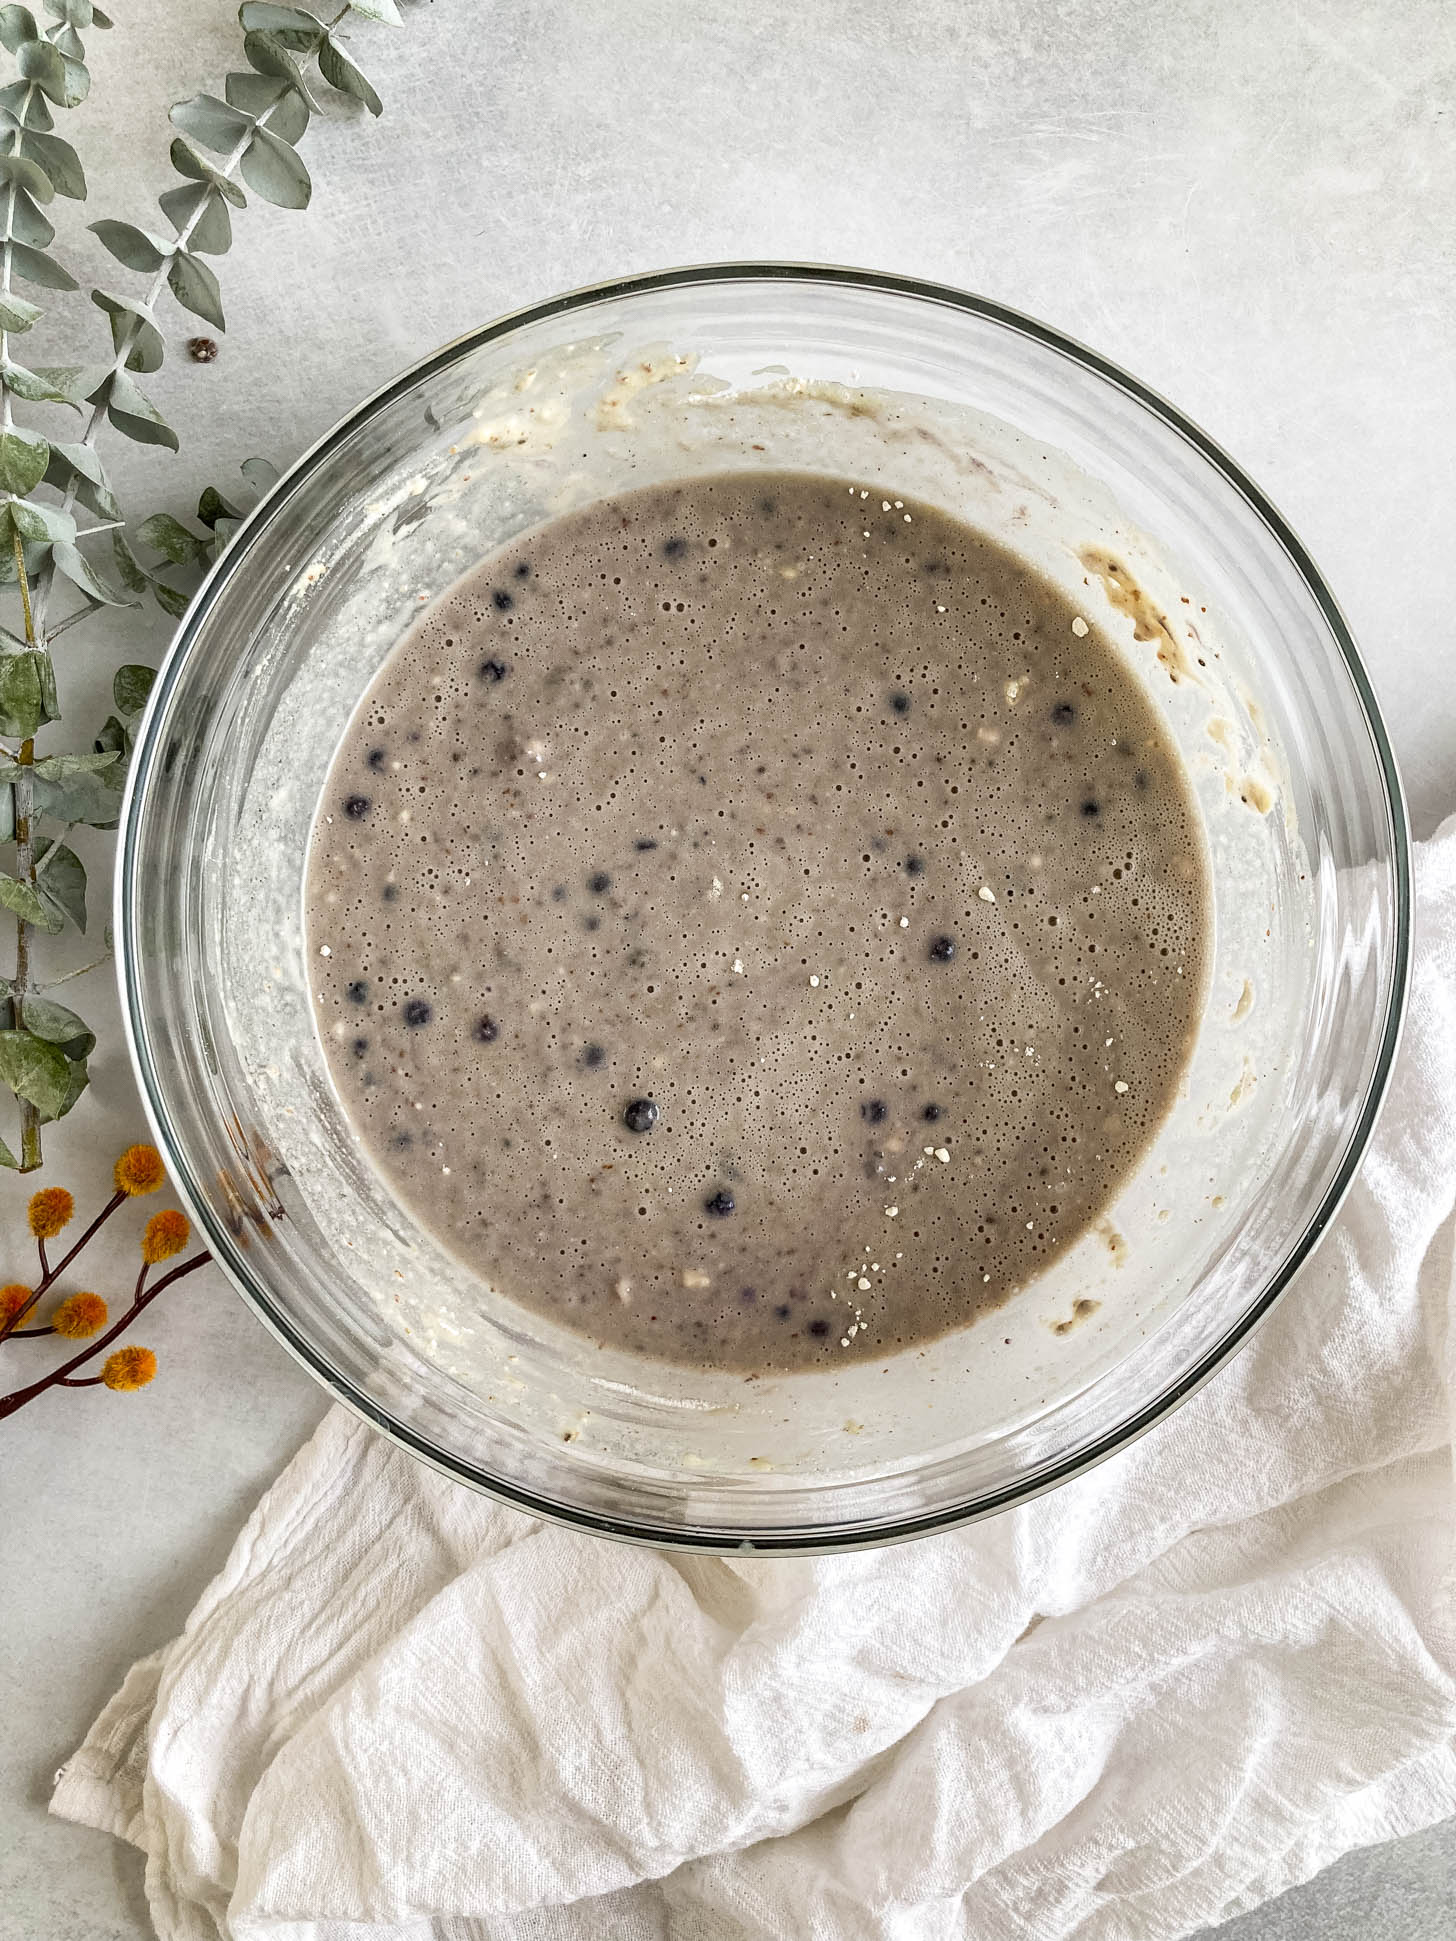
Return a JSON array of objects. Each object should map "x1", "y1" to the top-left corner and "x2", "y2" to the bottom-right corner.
[{"x1": 118, "y1": 265, "x2": 1409, "y2": 1552}]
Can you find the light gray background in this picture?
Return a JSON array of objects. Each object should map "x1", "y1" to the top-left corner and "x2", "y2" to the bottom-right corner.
[{"x1": 2, "y1": 3, "x2": 1453, "y2": 1936}]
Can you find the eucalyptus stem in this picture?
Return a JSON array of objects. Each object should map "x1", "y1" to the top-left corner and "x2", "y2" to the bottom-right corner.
[
  {"x1": 31, "y1": 23, "x2": 344, "y2": 635},
  {"x1": 0, "y1": 91, "x2": 28, "y2": 435},
  {"x1": 8, "y1": 516, "x2": 40, "y2": 1169},
  {"x1": 36, "y1": 949, "x2": 111, "y2": 991},
  {"x1": 9, "y1": 733, "x2": 40, "y2": 1174},
  {"x1": 11, "y1": 522, "x2": 34, "y2": 642},
  {"x1": 31, "y1": 87, "x2": 277, "y2": 634},
  {"x1": 0, "y1": 2, "x2": 404, "y2": 1172}
]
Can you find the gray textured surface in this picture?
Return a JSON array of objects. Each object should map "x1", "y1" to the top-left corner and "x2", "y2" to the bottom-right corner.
[
  {"x1": 2, "y1": 2, "x2": 1454, "y2": 1937},
  {"x1": 1197, "y1": 1821, "x2": 1456, "y2": 1940}
]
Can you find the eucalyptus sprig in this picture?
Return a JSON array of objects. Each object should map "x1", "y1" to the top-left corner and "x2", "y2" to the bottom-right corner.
[
  {"x1": 63, "y1": 0, "x2": 395, "y2": 621},
  {"x1": 0, "y1": 1, "x2": 404, "y2": 1173}
]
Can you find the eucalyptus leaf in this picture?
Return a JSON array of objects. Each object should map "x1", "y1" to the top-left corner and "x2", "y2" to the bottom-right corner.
[
  {"x1": 0, "y1": 358, "x2": 77, "y2": 406},
  {"x1": 114, "y1": 662, "x2": 155, "y2": 715},
  {"x1": 8, "y1": 239, "x2": 75, "y2": 288},
  {"x1": 319, "y1": 34, "x2": 381, "y2": 115},
  {"x1": 0, "y1": 874, "x2": 64, "y2": 934},
  {"x1": 138, "y1": 511, "x2": 208, "y2": 566},
  {"x1": 0, "y1": 7, "x2": 39, "y2": 56},
  {"x1": 92, "y1": 2, "x2": 110, "y2": 21},
  {"x1": 0, "y1": 534, "x2": 49, "y2": 583},
  {"x1": 0, "y1": 1132, "x2": 15, "y2": 1167},
  {"x1": 239, "y1": 3, "x2": 324, "y2": 48},
  {"x1": 51, "y1": 537, "x2": 132, "y2": 605},
  {"x1": 0, "y1": 289, "x2": 42, "y2": 331},
  {"x1": 167, "y1": 246, "x2": 226, "y2": 328},
  {"x1": 239, "y1": 121, "x2": 310, "y2": 208},
  {"x1": 15, "y1": 125, "x2": 84, "y2": 197},
  {"x1": 0, "y1": 424, "x2": 49, "y2": 493},
  {"x1": 0, "y1": 499, "x2": 32, "y2": 548},
  {"x1": 196, "y1": 484, "x2": 240, "y2": 526},
  {"x1": 0, "y1": 1027, "x2": 72, "y2": 1112},
  {"x1": 45, "y1": 435, "x2": 120, "y2": 517},
  {"x1": 36, "y1": 1049, "x2": 86, "y2": 1120},
  {"x1": 29, "y1": 763, "x2": 122, "y2": 826},
  {"x1": 181, "y1": 186, "x2": 233, "y2": 258},
  {"x1": 225, "y1": 70, "x2": 308, "y2": 142},
  {"x1": 93, "y1": 367, "x2": 179, "y2": 450},
  {"x1": 0, "y1": 80, "x2": 50, "y2": 129},
  {"x1": 239, "y1": 454, "x2": 280, "y2": 495},
  {"x1": 52, "y1": 23, "x2": 82, "y2": 60},
  {"x1": 0, "y1": 152, "x2": 55, "y2": 203},
  {"x1": 110, "y1": 530, "x2": 149, "y2": 591},
  {"x1": 171, "y1": 91, "x2": 253, "y2": 155},
  {"x1": 50, "y1": 439, "x2": 111, "y2": 490},
  {"x1": 243, "y1": 30, "x2": 319, "y2": 109},
  {"x1": 29, "y1": 750, "x2": 120, "y2": 777},
  {"x1": 6, "y1": 495, "x2": 75, "y2": 542},
  {"x1": 348, "y1": 0, "x2": 401, "y2": 23},
  {"x1": 89, "y1": 217, "x2": 167, "y2": 272},
  {"x1": 0, "y1": 649, "x2": 58, "y2": 738},
  {"x1": 47, "y1": 0, "x2": 96, "y2": 28},
  {"x1": 150, "y1": 576, "x2": 189, "y2": 618},
  {"x1": 4, "y1": 185, "x2": 54, "y2": 248},
  {"x1": 93, "y1": 712, "x2": 127, "y2": 758},
  {"x1": 32, "y1": 362, "x2": 90, "y2": 401},
  {"x1": 31, "y1": 837, "x2": 86, "y2": 933},
  {"x1": 168, "y1": 134, "x2": 247, "y2": 206},
  {"x1": 18, "y1": 36, "x2": 86, "y2": 107},
  {"x1": 90, "y1": 289, "x2": 165, "y2": 375},
  {"x1": 158, "y1": 181, "x2": 233, "y2": 256}
]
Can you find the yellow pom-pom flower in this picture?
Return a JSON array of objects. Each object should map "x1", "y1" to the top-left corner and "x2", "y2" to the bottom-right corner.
[
  {"x1": 1, "y1": 1282, "x2": 33, "y2": 1325},
  {"x1": 28, "y1": 1186, "x2": 75, "y2": 1239},
  {"x1": 114, "y1": 1145, "x2": 166, "y2": 1197},
  {"x1": 101, "y1": 1345, "x2": 157, "y2": 1391},
  {"x1": 141, "y1": 1208, "x2": 190, "y2": 1265},
  {"x1": 52, "y1": 1292, "x2": 108, "y2": 1340}
]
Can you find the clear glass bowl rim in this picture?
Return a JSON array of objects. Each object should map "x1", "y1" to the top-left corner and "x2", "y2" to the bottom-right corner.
[{"x1": 117, "y1": 261, "x2": 1413, "y2": 1552}]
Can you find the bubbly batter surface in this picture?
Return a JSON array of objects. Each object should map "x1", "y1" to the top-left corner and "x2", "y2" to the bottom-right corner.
[{"x1": 308, "y1": 472, "x2": 1208, "y2": 1372}]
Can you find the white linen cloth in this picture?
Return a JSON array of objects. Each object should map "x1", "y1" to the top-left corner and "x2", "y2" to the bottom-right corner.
[{"x1": 51, "y1": 822, "x2": 1456, "y2": 1941}]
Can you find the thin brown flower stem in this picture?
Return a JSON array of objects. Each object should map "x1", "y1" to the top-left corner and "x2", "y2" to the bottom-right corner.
[
  {"x1": 58, "y1": 1376, "x2": 102, "y2": 1387},
  {"x1": 0, "y1": 1251, "x2": 209, "y2": 1420},
  {"x1": 8, "y1": 1325, "x2": 54, "y2": 1337},
  {"x1": 37, "y1": 1236, "x2": 49, "y2": 1279},
  {"x1": 0, "y1": 1293, "x2": 42, "y2": 1341},
  {"x1": 0, "y1": 1190, "x2": 126, "y2": 1343},
  {"x1": 42, "y1": 1189, "x2": 125, "y2": 1284}
]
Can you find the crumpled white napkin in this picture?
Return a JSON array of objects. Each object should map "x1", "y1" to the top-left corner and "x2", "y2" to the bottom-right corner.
[{"x1": 53, "y1": 822, "x2": 1456, "y2": 1941}]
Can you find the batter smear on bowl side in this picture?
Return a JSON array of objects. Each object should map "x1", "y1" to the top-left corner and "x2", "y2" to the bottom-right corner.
[{"x1": 307, "y1": 472, "x2": 1209, "y2": 1373}]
